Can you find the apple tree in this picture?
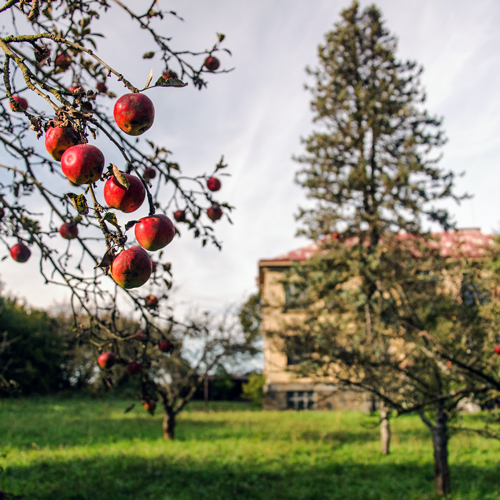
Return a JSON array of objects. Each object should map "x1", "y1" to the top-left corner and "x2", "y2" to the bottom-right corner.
[
  {"x1": 275, "y1": 2, "x2": 500, "y2": 495},
  {"x1": 0, "y1": 0, "x2": 248, "y2": 437}
]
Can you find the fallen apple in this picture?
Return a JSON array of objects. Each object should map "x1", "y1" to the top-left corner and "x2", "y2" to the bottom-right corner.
[
  {"x1": 110, "y1": 246, "x2": 152, "y2": 289},
  {"x1": 61, "y1": 144, "x2": 105, "y2": 185}
]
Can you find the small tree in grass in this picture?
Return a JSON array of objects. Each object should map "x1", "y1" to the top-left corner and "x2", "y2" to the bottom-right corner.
[
  {"x1": 133, "y1": 310, "x2": 258, "y2": 440},
  {"x1": 0, "y1": 0, "x2": 238, "y2": 441},
  {"x1": 275, "y1": 1, "x2": 500, "y2": 495}
]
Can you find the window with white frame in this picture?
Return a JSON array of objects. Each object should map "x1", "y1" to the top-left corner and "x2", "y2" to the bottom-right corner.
[{"x1": 286, "y1": 391, "x2": 315, "y2": 410}]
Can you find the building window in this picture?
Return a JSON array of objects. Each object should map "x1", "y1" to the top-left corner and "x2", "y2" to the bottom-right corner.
[{"x1": 286, "y1": 391, "x2": 315, "y2": 410}]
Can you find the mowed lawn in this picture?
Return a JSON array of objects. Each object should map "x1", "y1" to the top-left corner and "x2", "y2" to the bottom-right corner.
[{"x1": 0, "y1": 397, "x2": 499, "y2": 500}]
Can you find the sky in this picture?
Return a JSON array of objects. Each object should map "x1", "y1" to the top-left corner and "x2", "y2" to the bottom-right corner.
[{"x1": 1, "y1": 0, "x2": 500, "y2": 315}]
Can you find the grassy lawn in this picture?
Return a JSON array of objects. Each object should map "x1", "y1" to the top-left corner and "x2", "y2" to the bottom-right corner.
[{"x1": 0, "y1": 396, "x2": 499, "y2": 500}]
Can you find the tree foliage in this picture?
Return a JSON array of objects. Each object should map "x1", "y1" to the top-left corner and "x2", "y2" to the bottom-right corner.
[
  {"x1": 0, "y1": 288, "x2": 65, "y2": 395},
  {"x1": 279, "y1": 2, "x2": 500, "y2": 496},
  {"x1": 0, "y1": 0, "x2": 255, "y2": 440}
]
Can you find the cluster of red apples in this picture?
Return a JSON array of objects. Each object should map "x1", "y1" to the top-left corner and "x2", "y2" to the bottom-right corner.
[{"x1": 8, "y1": 87, "x2": 225, "y2": 292}]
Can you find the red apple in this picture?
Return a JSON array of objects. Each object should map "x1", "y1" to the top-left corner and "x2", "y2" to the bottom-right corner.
[
  {"x1": 96, "y1": 81, "x2": 107, "y2": 93},
  {"x1": 143, "y1": 168, "x2": 156, "y2": 180},
  {"x1": 135, "y1": 329, "x2": 147, "y2": 341},
  {"x1": 204, "y1": 56, "x2": 220, "y2": 71},
  {"x1": 207, "y1": 204, "x2": 222, "y2": 221},
  {"x1": 45, "y1": 126, "x2": 80, "y2": 161},
  {"x1": 162, "y1": 69, "x2": 178, "y2": 80},
  {"x1": 134, "y1": 214, "x2": 175, "y2": 251},
  {"x1": 110, "y1": 246, "x2": 152, "y2": 289},
  {"x1": 145, "y1": 294, "x2": 158, "y2": 308},
  {"x1": 10, "y1": 242, "x2": 31, "y2": 262},
  {"x1": 10, "y1": 95, "x2": 28, "y2": 112},
  {"x1": 104, "y1": 173, "x2": 146, "y2": 213},
  {"x1": 61, "y1": 144, "x2": 104, "y2": 185},
  {"x1": 207, "y1": 177, "x2": 221, "y2": 192},
  {"x1": 55, "y1": 53, "x2": 72, "y2": 70},
  {"x1": 126, "y1": 362, "x2": 142, "y2": 375},
  {"x1": 158, "y1": 339, "x2": 173, "y2": 353},
  {"x1": 113, "y1": 93, "x2": 155, "y2": 136},
  {"x1": 173, "y1": 210, "x2": 186, "y2": 223},
  {"x1": 143, "y1": 398, "x2": 156, "y2": 412},
  {"x1": 98, "y1": 352, "x2": 116, "y2": 369},
  {"x1": 494, "y1": 345, "x2": 500, "y2": 355},
  {"x1": 59, "y1": 222, "x2": 78, "y2": 240}
]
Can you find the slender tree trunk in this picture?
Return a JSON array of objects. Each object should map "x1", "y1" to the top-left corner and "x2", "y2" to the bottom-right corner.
[
  {"x1": 380, "y1": 406, "x2": 391, "y2": 455},
  {"x1": 204, "y1": 374, "x2": 209, "y2": 412},
  {"x1": 163, "y1": 411, "x2": 176, "y2": 440},
  {"x1": 431, "y1": 409, "x2": 450, "y2": 496}
]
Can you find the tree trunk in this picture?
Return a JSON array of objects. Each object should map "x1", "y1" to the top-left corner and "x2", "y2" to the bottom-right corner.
[
  {"x1": 380, "y1": 406, "x2": 391, "y2": 455},
  {"x1": 431, "y1": 409, "x2": 450, "y2": 496},
  {"x1": 163, "y1": 412, "x2": 176, "y2": 440}
]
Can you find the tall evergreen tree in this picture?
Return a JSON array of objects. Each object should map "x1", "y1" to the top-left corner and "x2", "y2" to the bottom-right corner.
[{"x1": 279, "y1": 2, "x2": 500, "y2": 496}]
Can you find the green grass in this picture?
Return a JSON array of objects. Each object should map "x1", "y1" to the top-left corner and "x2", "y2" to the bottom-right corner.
[{"x1": 0, "y1": 396, "x2": 499, "y2": 499}]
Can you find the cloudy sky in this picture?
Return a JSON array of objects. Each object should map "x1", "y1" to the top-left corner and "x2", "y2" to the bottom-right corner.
[{"x1": 1, "y1": 0, "x2": 500, "y2": 314}]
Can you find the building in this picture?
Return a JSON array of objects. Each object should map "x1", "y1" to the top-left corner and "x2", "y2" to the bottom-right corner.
[{"x1": 258, "y1": 229, "x2": 493, "y2": 411}]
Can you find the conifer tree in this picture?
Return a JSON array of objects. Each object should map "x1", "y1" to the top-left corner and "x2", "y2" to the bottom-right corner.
[{"x1": 280, "y1": 2, "x2": 500, "y2": 495}]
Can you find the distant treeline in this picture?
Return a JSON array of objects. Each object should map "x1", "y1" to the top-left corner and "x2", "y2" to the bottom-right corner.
[{"x1": 0, "y1": 292, "x2": 260, "y2": 401}]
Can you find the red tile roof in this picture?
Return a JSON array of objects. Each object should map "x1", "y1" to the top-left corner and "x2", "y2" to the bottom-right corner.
[{"x1": 260, "y1": 229, "x2": 494, "y2": 264}]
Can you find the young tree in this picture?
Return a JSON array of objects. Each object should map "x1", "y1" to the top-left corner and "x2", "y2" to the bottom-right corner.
[
  {"x1": 122, "y1": 310, "x2": 257, "y2": 440},
  {"x1": 0, "y1": 0, "x2": 234, "y2": 435},
  {"x1": 276, "y1": 1, "x2": 500, "y2": 495}
]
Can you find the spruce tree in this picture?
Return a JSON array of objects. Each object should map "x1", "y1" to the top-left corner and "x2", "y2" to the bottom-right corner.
[{"x1": 280, "y1": 2, "x2": 500, "y2": 496}]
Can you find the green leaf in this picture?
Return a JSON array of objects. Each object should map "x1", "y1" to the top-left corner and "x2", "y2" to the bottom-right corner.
[
  {"x1": 104, "y1": 212, "x2": 120, "y2": 229},
  {"x1": 66, "y1": 193, "x2": 89, "y2": 216},
  {"x1": 111, "y1": 164, "x2": 130, "y2": 189},
  {"x1": 143, "y1": 51, "x2": 155, "y2": 59},
  {"x1": 154, "y1": 77, "x2": 188, "y2": 88}
]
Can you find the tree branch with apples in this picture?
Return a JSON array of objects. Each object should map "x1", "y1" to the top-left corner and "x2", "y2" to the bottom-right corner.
[{"x1": 0, "y1": 0, "x2": 250, "y2": 445}]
